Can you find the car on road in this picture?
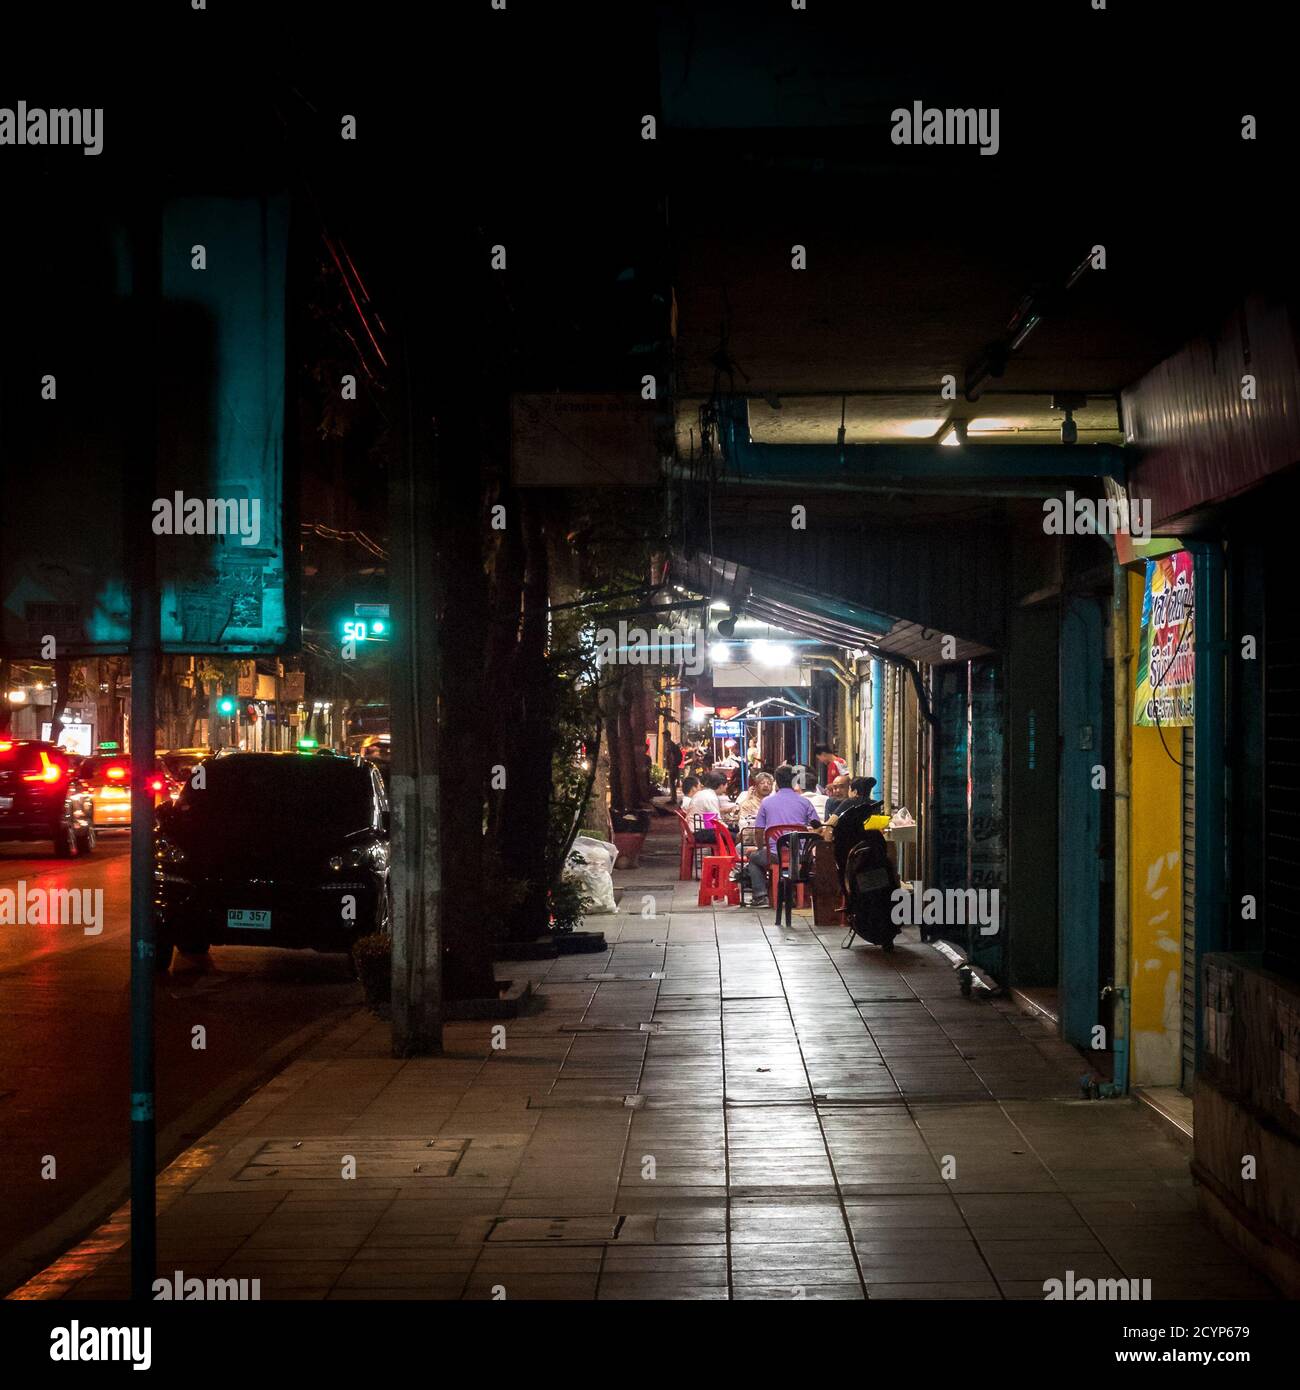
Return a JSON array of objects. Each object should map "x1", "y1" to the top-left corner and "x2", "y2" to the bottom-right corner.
[
  {"x1": 0, "y1": 739, "x2": 96, "y2": 857},
  {"x1": 78, "y1": 755, "x2": 179, "y2": 832},
  {"x1": 159, "y1": 747, "x2": 215, "y2": 786},
  {"x1": 153, "y1": 750, "x2": 390, "y2": 968}
]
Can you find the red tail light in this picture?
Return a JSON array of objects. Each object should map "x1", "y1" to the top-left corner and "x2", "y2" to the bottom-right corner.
[
  {"x1": 22, "y1": 751, "x2": 64, "y2": 784},
  {"x1": 0, "y1": 741, "x2": 12, "y2": 752},
  {"x1": 148, "y1": 778, "x2": 165, "y2": 793}
]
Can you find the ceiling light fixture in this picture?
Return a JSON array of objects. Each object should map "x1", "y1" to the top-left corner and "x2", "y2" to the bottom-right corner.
[{"x1": 939, "y1": 422, "x2": 966, "y2": 447}]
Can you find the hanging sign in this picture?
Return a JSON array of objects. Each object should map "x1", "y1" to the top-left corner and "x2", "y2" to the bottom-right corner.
[{"x1": 1135, "y1": 551, "x2": 1194, "y2": 727}]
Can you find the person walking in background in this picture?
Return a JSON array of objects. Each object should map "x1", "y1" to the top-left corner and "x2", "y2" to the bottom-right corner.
[
  {"x1": 664, "y1": 730, "x2": 682, "y2": 799},
  {"x1": 813, "y1": 743, "x2": 849, "y2": 794}
]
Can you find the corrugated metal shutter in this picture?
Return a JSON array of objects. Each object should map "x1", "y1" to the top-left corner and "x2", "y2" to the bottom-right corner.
[
  {"x1": 1181, "y1": 726, "x2": 1196, "y2": 1093},
  {"x1": 890, "y1": 667, "x2": 903, "y2": 806},
  {"x1": 1264, "y1": 552, "x2": 1300, "y2": 977}
]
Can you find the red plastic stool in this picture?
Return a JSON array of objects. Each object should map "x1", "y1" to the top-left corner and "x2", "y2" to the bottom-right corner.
[{"x1": 698, "y1": 856, "x2": 741, "y2": 906}]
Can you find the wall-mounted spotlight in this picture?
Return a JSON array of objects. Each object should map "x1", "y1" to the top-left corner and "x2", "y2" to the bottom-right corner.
[{"x1": 1051, "y1": 392, "x2": 1086, "y2": 446}]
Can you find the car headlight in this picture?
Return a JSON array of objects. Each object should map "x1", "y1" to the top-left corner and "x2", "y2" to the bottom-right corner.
[
  {"x1": 329, "y1": 844, "x2": 383, "y2": 873},
  {"x1": 156, "y1": 837, "x2": 188, "y2": 867}
]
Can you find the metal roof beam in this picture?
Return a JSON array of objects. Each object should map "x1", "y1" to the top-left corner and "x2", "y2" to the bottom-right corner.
[{"x1": 717, "y1": 397, "x2": 1128, "y2": 482}]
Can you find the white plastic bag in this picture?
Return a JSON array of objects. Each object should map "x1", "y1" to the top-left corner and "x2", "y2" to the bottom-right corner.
[{"x1": 564, "y1": 837, "x2": 618, "y2": 915}]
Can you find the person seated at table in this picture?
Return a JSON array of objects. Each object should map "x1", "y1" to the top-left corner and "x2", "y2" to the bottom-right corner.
[
  {"x1": 678, "y1": 774, "x2": 701, "y2": 811},
  {"x1": 689, "y1": 771, "x2": 734, "y2": 845},
  {"x1": 743, "y1": 763, "x2": 820, "y2": 907},
  {"x1": 826, "y1": 775, "x2": 879, "y2": 820},
  {"x1": 734, "y1": 770, "x2": 775, "y2": 826},
  {"x1": 823, "y1": 774, "x2": 852, "y2": 818}
]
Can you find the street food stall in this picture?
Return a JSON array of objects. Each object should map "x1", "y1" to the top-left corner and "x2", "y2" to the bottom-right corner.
[{"x1": 732, "y1": 694, "x2": 818, "y2": 788}]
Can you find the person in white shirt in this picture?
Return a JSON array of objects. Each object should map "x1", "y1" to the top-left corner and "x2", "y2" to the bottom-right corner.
[{"x1": 687, "y1": 771, "x2": 734, "y2": 845}]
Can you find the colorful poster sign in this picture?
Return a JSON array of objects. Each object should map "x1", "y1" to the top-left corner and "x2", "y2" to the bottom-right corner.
[{"x1": 1135, "y1": 551, "x2": 1194, "y2": 727}]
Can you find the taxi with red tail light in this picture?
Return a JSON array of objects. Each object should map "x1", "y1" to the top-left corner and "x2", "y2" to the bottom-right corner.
[{"x1": 78, "y1": 754, "x2": 179, "y2": 832}]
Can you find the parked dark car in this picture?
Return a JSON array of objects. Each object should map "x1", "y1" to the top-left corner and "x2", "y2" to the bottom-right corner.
[
  {"x1": 153, "y1": 750, "x2": 390, "y2": 968},
  {"x1": 0, "y1": 739, "x2": 96, "y2": 857}
]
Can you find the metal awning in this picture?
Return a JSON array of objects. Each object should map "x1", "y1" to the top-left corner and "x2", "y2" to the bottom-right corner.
[
  {"x1": 672, "y1": 551, "x2": 993, "y2": 662},
  {"x1": 733, "y1": 694, "x2": 819, "y2": 719}
]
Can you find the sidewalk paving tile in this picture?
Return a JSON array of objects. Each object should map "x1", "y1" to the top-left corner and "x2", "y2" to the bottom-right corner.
[{"x1": 14, "y1": 822, "x2": 1278, "y2": 1302}]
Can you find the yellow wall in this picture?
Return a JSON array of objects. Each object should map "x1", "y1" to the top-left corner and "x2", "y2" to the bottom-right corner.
[{"x1": 1127, "y1": 570, "x2": 1185, "y2": 1086}]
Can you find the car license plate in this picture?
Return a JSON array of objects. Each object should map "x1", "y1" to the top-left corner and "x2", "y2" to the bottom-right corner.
[
  {"x1": 227, "y1": 909, "x2": 271, "y2": 930},
  {"x1": 0, "y1": 797, "x2": 12, "y2": 811}
]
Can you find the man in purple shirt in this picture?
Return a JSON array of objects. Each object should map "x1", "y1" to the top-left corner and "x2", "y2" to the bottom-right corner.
[{"x1": 745, "y1": 764, "x2": 820, "y2": 906}]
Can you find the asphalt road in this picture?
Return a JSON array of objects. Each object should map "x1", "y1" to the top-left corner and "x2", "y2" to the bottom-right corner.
[{"x1": 0, "y1": 834, "x2": 360, "y2": 1291}]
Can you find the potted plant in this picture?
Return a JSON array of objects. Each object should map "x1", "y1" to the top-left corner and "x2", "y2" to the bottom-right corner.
[
  {"x1": 350, "y1": 931, "x2": 392, "y2": 1017},
  {"x1": 611, "y1": 807, "x2": 651, "y2": 869},
  {"x1": 548, "y1": 872, "x2": 593, "y2": 934}
]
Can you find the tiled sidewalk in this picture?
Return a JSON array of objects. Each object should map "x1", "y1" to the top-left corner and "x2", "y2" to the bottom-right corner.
[{"x1": 13, "y1": 823, "x2": 1274, "y2": 1301}]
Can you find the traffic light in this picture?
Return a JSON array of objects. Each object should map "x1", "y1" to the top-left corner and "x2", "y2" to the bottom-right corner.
[
  {"x1": 216, "y1": 694, "x2": 236, "y2": 717},
  {"x1": 341, "y1": 618, "x2": 389, "y2": 644}
]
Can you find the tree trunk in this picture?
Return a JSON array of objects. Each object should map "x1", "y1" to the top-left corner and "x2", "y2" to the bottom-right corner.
[
  {"x1": 186, "y1": 660, "x2": 204, "y2": 747},
  {"x1": 580, "y1": 710, "x2": 614, "y2": 842},
  {"x1": 436, "y1": 413, "x2": 495, "y2": 1001},
  {"x1": 51, "y1": 657, "x2": 71, "y2": 745},
  {"x1": 483, "y1": 488, "x2": 526, "y2": 850},
  {"x1": 499, "y1": 498, "x2": 555, "y2": 940},
  {"x1": 611, "y1": 669, "x2": 643, "y2": 812}
]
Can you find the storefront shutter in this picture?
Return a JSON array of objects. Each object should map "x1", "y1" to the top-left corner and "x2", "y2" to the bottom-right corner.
[
  {"x1": 1264, "y1": 559, "x2": 1300, "y2": 978},
  {"x1": 1181, "y1": 726, "x2": 1196, "y2": 1093}
]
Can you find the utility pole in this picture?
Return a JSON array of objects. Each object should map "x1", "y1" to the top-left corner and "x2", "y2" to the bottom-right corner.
[
  {"x1": 388, "y1": 297, "x2": 443, "y2": 1056},
  {"x1": 128, "y1": 204, "x2": 161, "y2": 1298}
]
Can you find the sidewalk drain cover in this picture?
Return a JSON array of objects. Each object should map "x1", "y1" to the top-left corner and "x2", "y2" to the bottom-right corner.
[
  {"x1": 813, "y1": 1093, "x2": 907, "y2": 1106},
  {"x1": 559, "y1": 1022, "x2": 661, "y2": 1034},
  {"x1": 488, "y1": 1215, "x2": 657, "y2": 1244},
  {"x1": 586, "y1": 972, "x2": 665, "y2": 981},
  {"x1": 233, "y1": 1138, "x2": 468, "y2": 1181},
  {"x1": 527, "y1": 1094, "x2": 645, "y2": 1109}
]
